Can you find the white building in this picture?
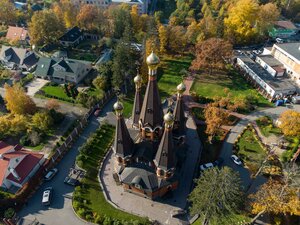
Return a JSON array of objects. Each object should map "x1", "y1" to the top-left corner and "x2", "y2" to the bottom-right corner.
[
  {"x1": 112, "y1": 0, "x2": 148, "y2": 14},
  {"x1": 256, "y1": 55, "x2": 285, "y2": 77},
  {"x1": 71, "y1": 0, "x2": 111, "y2": 8}
]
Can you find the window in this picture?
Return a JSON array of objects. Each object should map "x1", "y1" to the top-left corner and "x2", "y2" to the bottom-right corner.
[{"x1": 147, "y1": 108, "x2": 152, "y2": 113}]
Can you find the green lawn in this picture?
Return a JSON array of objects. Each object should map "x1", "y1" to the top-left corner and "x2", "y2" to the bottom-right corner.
[
  {"x1": 73, "y1": 124, "x2": 149, "y2": 224},
  {"x1": 24, "y1": 144, "x2": 44, "y2": 151},
  {"x1": 193, "y1": 213, "x2": 251, "y2": 225},
  {"x1": 42, "y1": 85, "x2": 74, "y2": 102},
  {"x1": 190, "y1": 67, "x2": 273, "y2": 109},
  {"x1": 256, "y1": 116, "x2": 282, "y2": 137},
  {"x1": 86, "y1": 88, "x2": 104, "y2": 99},
  {"x1": 236, "y1": 129, "x2": 267, "y2": 171}
]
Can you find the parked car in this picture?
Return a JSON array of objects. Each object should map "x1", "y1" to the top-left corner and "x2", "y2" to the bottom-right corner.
[
  {"x1": 64, "y1": 176, "x2": 80, "y2": 186},
  {"x1": 213, "y1": 158, "x2": 224, "y2": 166},
  {"x1": 200, "y1": 163, "x2": 214, "y2": 171},
  {"x1": 171, "y1": 209, "x2": 187, "y2": 218},
  {"x1": 276, "y1": 38, "x2": 284, "y2": 43},
  {"x1": 231, "y1": 155, "x2": 242, "y2": 165},
  {"x1": 42, "y1": 187, "x2": 53, "y2": 205},
  {"x1": 44, "y1": 168, "x2": 58, "y2": 181},
  {"x1": 94, "y1": 108, "x2": 101, "y2": 117}
]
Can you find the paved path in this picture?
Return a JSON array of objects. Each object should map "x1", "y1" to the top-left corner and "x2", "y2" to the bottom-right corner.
[
  {"x1": 100, "y1": 116, "x2": 201, "y2": 225},
  {"x1": 25, "y1": 78, "x2": 49, "y2": 96},
  {"x1": 0, "y1": 87, "x2": 88, "y2": 117},
  {"x1": 18, "y1": 98, "x2": 116, "y2": 225}
]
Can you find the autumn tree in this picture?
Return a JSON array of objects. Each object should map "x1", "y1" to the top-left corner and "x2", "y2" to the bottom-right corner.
[
  {"x1": 52, "y1": 0, "x2": 78, "y2": 28},
  {"x1": 186, "y1": 20, "x2": 202, "y2": 45},
  {"x1": 0, "y1": 114, "x2": 28, "y2": 138},
  {"x1": 158, "y1": 25, "x2": 168, "y2": 54},
  {"x1": 204, "y1": 104, "x2": 229, "y2": 141},
  {"x1": 77, "y1": 5, "x2": 104, "y2": 32},
  {"x1": 189, "y1": 167, "x2": 244, "y2": 224},
  {"x1": 278, "y1": 110, "x2": 300, "y2": 137},
  {"x1": 32, "y1": 111, "x2": 54, "y2": 132},
  {"x1": 191, "y1": 38, "x2": 233, "y2": 74},
  {"x1": 46, "y1": 99, "x2": 60, "y2": 110},
  {"x1": 92, "y1": 75, "x2": 107, "y2": 90},
  {"x1": 29, "y1": 9, "x2": 65, "y2": 46},
  {"x1": 224, "y1": 0, "x2": 259, "y2": 44},
  {"x1": 257, "y1": 3, "x2": 280, "y2": 35},
  {"x1": 0, "y1": 0, "x2": 17, "y2": 25},
  {"x1": 4, "y1": 84, "x2": 36, "y2": 115},
  {"x1": 168, "y1": 26, "x2": 187, "y2": 53}
]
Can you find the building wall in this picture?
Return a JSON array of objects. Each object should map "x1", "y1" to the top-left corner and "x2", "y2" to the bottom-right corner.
[
  {"x1": 255, "y1": 57, "x2": 277, "y2": 77},
  {"x1": 71, "y1": 0, "x2": 110, "y2": 8}
]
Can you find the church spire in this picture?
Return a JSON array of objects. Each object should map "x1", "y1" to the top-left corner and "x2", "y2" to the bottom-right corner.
[
  {"x1": 173, "y1": 82, "x2": 186, "y2": 137},
  {"x1": 154, "y1": 111, "x2": 176, "y2": 179},
  {"x1": 113, "y1": 100, "x2": 134, "y2": 164},
  {"x1": 132, "y1": 71, "x2": 143, "y2": 128},
  {"x1": 139, "y1": 52, "x2": 163, "y2": 140}
]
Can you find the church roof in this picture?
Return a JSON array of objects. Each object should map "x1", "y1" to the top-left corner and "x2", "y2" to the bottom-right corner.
[
  {"x1": 132, "y1": 88, "x2": 143, "y2": 126},
  {"x1": 173, "y1": 96, "x2": 186, "y2": 136}
]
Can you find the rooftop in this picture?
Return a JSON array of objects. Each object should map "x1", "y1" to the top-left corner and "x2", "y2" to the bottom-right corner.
[
  {"x1": 59, "y1": 27, "x2": 83, "y2": 42},
  {"x1": 274, "y1": 42, "x2": 300, "y2": 62},
  {"x1": 274, "y1": 20, "x2": 297, "y2": 30},
  {"x1": 257, "y1": 55, "x2": 283, "y2": 67},
  {"x1": 6, "y1": 26, "x2": 28, "y2": 41}
]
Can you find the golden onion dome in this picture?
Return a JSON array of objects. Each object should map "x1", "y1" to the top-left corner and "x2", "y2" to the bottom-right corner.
[
  {"x1": 113, "y1": 101, "x2": 124, "y2": 113},
  {"x1": 163, "y1": 111, "x2": 174, "y2": 126},
  {"x1": 146, "y1": 51, "x2": 160, "y2": 66},
  {"x1": 177, "y1": 82, "x2": 186, "y2": 94},
  {"x1": 134, "y1": 74, "x2": 142, "y2": 84}
]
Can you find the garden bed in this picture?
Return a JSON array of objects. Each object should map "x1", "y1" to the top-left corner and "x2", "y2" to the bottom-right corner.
[
  {"x1": 73, "y1": 124, "x2": 149, "y2": 224},
  {"x1": 255, "y1": 116, "x2": 282, "y2": 137}
]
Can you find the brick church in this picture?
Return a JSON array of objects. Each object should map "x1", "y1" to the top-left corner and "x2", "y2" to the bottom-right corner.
[{"x1": 113, "y1": 52, "x2": 187, "y2": 199}]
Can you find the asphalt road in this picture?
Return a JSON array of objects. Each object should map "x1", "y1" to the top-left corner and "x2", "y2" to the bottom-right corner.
[
  {"x1": 18, "y1": 98, "x2": 116, "y2": 225},
  {"x1": 0, "y1": 87, "x2": 88, "y2": 117},
  {"x1": 220, "y1": 104, "x2": 300, "y2": 192}
]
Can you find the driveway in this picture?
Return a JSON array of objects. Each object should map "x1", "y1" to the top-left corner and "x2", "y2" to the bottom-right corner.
[
  {"x1": 18, "y1": 98, "x2": 116, "y2": 225},
  {"x1": 25, "y1": 78, "x2": 49, "y2": 96},
  {"x1": 220, "y1": 104, "x2": 300, "y2": 192}
]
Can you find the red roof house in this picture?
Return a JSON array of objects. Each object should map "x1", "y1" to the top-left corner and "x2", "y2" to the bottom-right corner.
[
  {"x1": 0, "y1": 141, "x2": 44, "y2": 191},
  {"x1": 5, "y1": 26, "x2": 29, "y2": 42}
]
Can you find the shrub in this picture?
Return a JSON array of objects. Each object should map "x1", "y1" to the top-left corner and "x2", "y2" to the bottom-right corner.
[{"x1": 4, "y1": 208, "x2": 15, "y2": 219}]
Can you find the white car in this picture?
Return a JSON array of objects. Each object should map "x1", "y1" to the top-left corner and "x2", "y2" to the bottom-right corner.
[
  {"x1": 200, "y1": 163, "x2": 214, "y2": 171},
  {"x1": 231, "y1": 155, "x2": 242, "y2": 165},
  {"x1": 42, "y1": 187, "x2": 53, "y2": 205},
  {"x1": 44, "y1": 168, "x2": 58, "y2": 181}
]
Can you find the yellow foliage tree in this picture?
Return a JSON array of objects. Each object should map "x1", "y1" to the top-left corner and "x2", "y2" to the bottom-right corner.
[
  {"x1": 0, "y1": 114, "x2": 28, "y2": 138},
  {"x1": 278, "y1": 110, "x2": 300, "y2": 137},
  {"x1": 257, "y1": 3, "x2": 280, "y2": 35},
  {"x1": 158, "y1": 25, "x2": 168, "y2": 54},
  {"x1": 4, "y1": 84, "x2": 36, "y2": 115}
]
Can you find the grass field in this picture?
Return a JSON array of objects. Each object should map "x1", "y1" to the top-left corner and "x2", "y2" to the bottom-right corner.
[
  {"x1": 236, "y1": 129, "x2": 266, "y2": 170},
  {"x1": 73, "y1": 125, "x2": 149, "y2": 224},
  {"x1": 256, "y1": 116, "x2": 282, "y2": 137},
  {"x1": 42, "y1": 85, "x2": 74, "y2": 102},
  {"x1": 190, "y1": 67, "x2": 273, "y2": 108}
]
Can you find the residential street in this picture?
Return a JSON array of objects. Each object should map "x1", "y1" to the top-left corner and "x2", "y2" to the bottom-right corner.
[
  {"x1": 18, "y1": 98, "x2": 116, "y2": 225},
  {"x1": 0, "y1": 87, "x2": 88, "y2": 116},
  {"x1": 220, "y1": 104, "x2": 300, "y2": 192}
]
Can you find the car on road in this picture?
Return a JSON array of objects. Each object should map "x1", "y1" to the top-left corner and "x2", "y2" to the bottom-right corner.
[
  {"x1": 171, "y1": 209, "x2": 187, "y2": 218},
  {"x1": 42, "y1": 187, "x2": 53, "y2": 206},
  {"x1": 200, "y1": 163, "x2": 214, "y2": 171},
  {"x1": 94, "y1": 108, "x2": 101, "y2": 117},
  {"x1": 44, "y1": 168, "x2": 58, "y2": 181},
  {"x1": 213, "y1": 158, "x2": 224, "y2": 166},
  {"x1": 64, "y1": 176, "x2": 80, "y2": 186},
  {"x1": 231, "y1": 154, "x2": 242, "y2": 165}
]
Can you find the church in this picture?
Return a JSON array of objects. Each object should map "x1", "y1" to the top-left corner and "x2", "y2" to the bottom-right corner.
[{"x1": 112, "y1": 52, "x2": 187, "y2": 199}]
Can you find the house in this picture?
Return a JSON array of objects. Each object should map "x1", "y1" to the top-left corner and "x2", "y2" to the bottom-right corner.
[
  {"x1": 112, "y1": 0, "x2": 148, "y2": 14},
  {"x1": 269, "y1": 20, "x2": 298, "y2": 38},
  {"x1": 35, "y1": 57, "x2": 92, "y2": 84},
  {"x1": 59, "y1": 27, "x2": 84, "y2": 47},
  {"x1": 256, "y1": 55, "x2": 285, "y2": 77},
  {"x1": 270, "y1": 42, "x2": 300, "y2": 86},
  {"x1": 0, "y1": 141, "x2": 45, "y2": 191},
  {"x1": 5, "y1": 26, "x2": 29, "y2": 44},
  {"x1": 0, "y1": 45, "x2": 39, "y2": 71},
  {"x1": 71, "y1": 0, "x2": 111, "y2": 9},
  {"x1": 236, "y1": 55, "x2": 296, "y2": 99}
]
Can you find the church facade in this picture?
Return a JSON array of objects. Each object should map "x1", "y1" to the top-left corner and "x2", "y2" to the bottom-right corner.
[{"x1": 112, "y1": 52, "x2": 187, "y2": 199}]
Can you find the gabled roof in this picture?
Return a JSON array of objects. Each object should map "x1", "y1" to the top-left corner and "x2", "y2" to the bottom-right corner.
[
  {"x1": 0, "y1": 45, "x2": 28, "y2": 65},
  {"x1": 173, "y1": 96, "x2": 186, "y2": 136},
  {"x1": 59, "y1": 27, "x2": 83, "y2": 42},
  {"x1": 6, "y1": 26, "x2": 28, "y2": 41},
  {"x1": 274, "y1": 20, "x2": 297, "y2": 30}
]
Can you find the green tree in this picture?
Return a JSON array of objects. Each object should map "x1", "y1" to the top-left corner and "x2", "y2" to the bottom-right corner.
[
  {"x1": 92, "y1": 75, "x2": 107, "y2": 90},
  {"x1": 32, "y1": 111, "x2": 54, "y2": 132},
  {"x1": 189, "y1": 167, "x2": 243, "y2": 224},
  {"x1": 29, "y1": 9, "x2": 65, "y2": 46},
  {"x1": 109, "y1": 6, "x2": 132, "y2": 39}
]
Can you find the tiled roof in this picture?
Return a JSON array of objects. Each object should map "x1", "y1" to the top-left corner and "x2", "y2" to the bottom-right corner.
[
  {"x1": 6, "y1": 26, "x2": 28, "y2": 41},
  {"x1": 0, "y1": 141, "x2": 13, "y2": 154},
  {"x1": 275, "y1": 21, "x2": 297, "y2": 30}
]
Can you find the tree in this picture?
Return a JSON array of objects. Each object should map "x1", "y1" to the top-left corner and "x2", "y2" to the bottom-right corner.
[
  {"x1": 46, "y1": 99, "x2": 60, "y2": 110},
  {"x1": 0, "y1": 114, "x2": 27, "y2": 138},
  {"x1": 32, "y1": 111, "x2": 54, "y2": 132},
  {"x1": 76, "y1": 5, "x2": 104, "y2": 32},
  {"x1": 158, "y1": 25, "x2": 168, "y2": 54},
  {"x1": 191, "y1": 38, "x2": 233, "y2": 74},
  {"x1": 189, "y1": 167, "x2": 243, "y2": 224},
  {"x1": 4, "y1": 84, "x2": 36, "y2": 115},
  {"x1": 29, "y1": 9, "x2": 65, "y2": 46},
  {"x1": 224, "y1": 0, "x2": 259, "y2": 44},
  {"x1": 52, "y1": 0, "x2": 78, "y2": 28},
  {"x1": 204, "y1": 104, "x2": 229, "y2": 141},
  {"x1": 278, "y1": 110, "x2": 300, "y2": 137},
  {"x1": 168, "y1": 26, "x2": 187, "y2": 53},
  {"x1": 0, "y1": 0, "x2": 17, "y2": 25},
  {"x1": 257, "y1": 3, "x2": 280, "y2": 35},
  {"x1": 109, "y1": 6, "x2": 132, "y2": 39},
  {"x1": 92, "y1": 75, "x2": 107, "y2": 90},
  {"x1": 186, "y1": 21, "x2": 202, "y2": 45}
]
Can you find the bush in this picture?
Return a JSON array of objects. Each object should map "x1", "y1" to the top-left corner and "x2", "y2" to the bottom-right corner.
[{"x1": 4, "y1": 208, "x2": 15, "y2": 219}]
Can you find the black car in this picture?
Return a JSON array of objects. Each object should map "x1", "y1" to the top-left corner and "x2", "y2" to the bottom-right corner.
[{"x1": 213, "y1": 158, "x2": 224, "y2": 166}]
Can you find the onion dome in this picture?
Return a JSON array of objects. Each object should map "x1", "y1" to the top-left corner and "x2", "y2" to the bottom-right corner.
[
  {"x1": 177, "y1": 82, "x2": 186, "y2": 94},
  {"x1": 134, "y1": 74, "x2": 142, "y2": 84},
  {"x1": 146, "y1": 51, "x2": 160, "y2": 67},
  {"x1": 163, "y1": 111, "x2": 174, "y2": 127},
  {"x1": 113, "y1": 101, "x2": 124, "y2": 115}
]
